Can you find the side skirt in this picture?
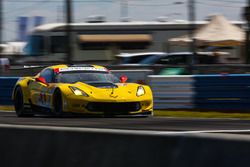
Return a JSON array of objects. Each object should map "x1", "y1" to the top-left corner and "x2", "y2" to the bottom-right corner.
[{"x1": 30, "y1": 104, "x2": 53, "y2": 115}]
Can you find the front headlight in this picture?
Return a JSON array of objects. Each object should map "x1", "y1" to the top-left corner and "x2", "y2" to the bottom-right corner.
[
  {"x1": 69, "y1": 86, "x2": 89, "y2": 97},
  {"x1": 136, "y1": 86, "x2": 145, "y2": 96}
]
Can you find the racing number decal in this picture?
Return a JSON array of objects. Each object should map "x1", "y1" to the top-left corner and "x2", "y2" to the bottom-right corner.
[
  {"x1": 37, "y1": 86, "x2": 54, "y2": 107},
  {"x1": 39, "y1": 92, "x2": 47, "y2": 104}
]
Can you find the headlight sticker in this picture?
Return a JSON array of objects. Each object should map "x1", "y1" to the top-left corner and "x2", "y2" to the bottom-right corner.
[
  {"x1": 136, "y1": 86, "x2": 145, "y2": 96},
  {"x1": 69, "y1": 86, "x2": 89, "y2": 97}
]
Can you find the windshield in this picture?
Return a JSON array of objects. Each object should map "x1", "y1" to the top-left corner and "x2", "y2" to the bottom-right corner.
[{"x1": 56, "y1": 71, "x2": 119, "y2": 84}]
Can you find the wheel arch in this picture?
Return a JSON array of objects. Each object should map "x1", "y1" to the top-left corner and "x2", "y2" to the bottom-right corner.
[
  {"x1": 52, "y1": 87, "x2": 63, "y2": 106},
  {"x1": 12, "y1": 84, "x2": 20, "y2": 100},
  {"x1": 52, "y1": 87, "x2": 65, "y2": 115},
  {"x1": 12, "y1": 78, "x2": 32, "y2": 104}
]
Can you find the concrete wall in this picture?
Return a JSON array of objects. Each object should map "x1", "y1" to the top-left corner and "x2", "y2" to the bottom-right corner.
[{"x1": 0, "y1": 124, "x2": 250, "y2": 167}]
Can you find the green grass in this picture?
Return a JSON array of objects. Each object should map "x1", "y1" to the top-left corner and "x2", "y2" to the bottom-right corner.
[
  {"x1": 1, "y1": 106, "x2": 250, "y2": 119},
  {"x1": 154, "y1": 110, "x2": 250, "y2": 120},
  {"x1": 0, "y1": 106, "x2": 14, "y2": 111}
]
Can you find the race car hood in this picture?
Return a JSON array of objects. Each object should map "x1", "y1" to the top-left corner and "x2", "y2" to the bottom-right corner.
[{"x1": 70, "y1": 82, "x2": 145, "y2": 100}]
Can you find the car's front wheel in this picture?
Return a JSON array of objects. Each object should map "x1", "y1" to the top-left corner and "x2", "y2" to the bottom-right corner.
[
  {"x1": 53, "y1": 89, "x2": 63, "y2": 116},
  {"x1": 14, "y1": 86, "x2": 33, "y2": 117}
]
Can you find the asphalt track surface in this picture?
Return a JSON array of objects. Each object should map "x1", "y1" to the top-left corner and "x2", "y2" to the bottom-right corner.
[{"x1": 1, "y1": 111, "x2": 250, "y2": 134}]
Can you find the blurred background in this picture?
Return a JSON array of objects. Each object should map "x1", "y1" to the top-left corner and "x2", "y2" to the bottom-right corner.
[{"x1": 0, "y1": 0, "x2": 249, "y2": 76}]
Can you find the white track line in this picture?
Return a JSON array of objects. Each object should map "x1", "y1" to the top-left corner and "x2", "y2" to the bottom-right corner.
[
  {"x1": 0, "y1": 123, "x2": 250, "y2": 136},
  {"x1": 156, "y1": 129, "x2": 250, "y2": 135}
]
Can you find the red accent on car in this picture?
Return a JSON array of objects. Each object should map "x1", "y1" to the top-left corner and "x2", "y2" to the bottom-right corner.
[
  {"x1": 120, "y1": 75, "x2": 128, "y2": 83},
  {"x1": 54, "y1": 68, "x2": 59, "y2": 73},
  {"x1": 35, "y1": 77, "x2": 48, "y2": 86}
]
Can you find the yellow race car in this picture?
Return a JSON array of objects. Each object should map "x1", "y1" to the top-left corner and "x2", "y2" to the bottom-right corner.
[{"x1": 12, "y1": 64, "x2": 153, "y2": 117}]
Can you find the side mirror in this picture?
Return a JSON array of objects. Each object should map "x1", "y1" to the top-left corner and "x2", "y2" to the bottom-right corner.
[
  {"x1": 35, "y1": 77, "x2": 48, "y2": 85},
  {"x1": 120, "y1": 75, "x2": 128, "y2": 83}
]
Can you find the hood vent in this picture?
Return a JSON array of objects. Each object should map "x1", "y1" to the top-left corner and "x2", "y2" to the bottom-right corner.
[{"x1": 86, "y1": 81, "x2": 118, "y2": 88}]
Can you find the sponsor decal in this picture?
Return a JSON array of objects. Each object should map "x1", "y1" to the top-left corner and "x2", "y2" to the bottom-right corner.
[
  {"x1": 38, "y1": 92, "x2": 51, "y2": 107},
  {"x1": 59, "y1": 67, "x2": 107, "y2": 72},
  {"x1": 39, "y1": 92, "x2": 47, "y2": 104}
]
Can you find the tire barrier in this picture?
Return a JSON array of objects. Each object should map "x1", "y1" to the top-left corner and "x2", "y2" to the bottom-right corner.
[
  {"x1": 0, "y1": 77, "x2": 19, "y2": 105},
  {"x1": 148, "y1": 74, "x2": 250, "y2": 110},
  {"x1": 0, "y1": 125, "x2": 250, "y2": 167}
]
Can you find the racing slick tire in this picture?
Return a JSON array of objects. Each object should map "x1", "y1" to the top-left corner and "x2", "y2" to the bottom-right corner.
[
  {"x1": 14, "y1": 86, "x2": 33, "y2": 117},
  {"x1": 53, "y1": 89, "x2": 63, "y2": 117}
]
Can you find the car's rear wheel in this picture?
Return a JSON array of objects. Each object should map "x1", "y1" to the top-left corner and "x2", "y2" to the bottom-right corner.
[
  {"x1": 14, "y1": 86, "x2": 33, "y2": 117},
  {"x1": 53, "y1": 89, "x2": 63, "y2": 116}
]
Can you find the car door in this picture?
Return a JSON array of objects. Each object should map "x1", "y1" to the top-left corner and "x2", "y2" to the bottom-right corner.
[{"x1": 29, "y1": 68, "x2": 55, "y2": 108}]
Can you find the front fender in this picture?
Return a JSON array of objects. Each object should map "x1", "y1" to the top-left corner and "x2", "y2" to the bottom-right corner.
[{"x1": 12, "y1": 77, "x2": 33, "y2": 104}]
